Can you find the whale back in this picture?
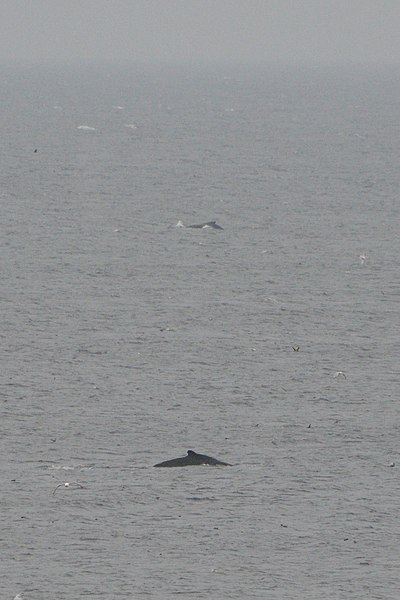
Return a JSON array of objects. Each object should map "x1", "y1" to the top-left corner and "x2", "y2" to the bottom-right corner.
[{"x1": 153, "y1": 450, "x2": 231, "y2": 467}]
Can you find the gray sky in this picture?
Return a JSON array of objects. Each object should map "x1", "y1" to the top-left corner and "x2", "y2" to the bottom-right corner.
[{"x1": 1, "y1": 0, "x2": 400, "y2": 65}]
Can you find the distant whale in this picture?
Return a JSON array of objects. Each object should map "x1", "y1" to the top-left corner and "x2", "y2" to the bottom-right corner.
[
  {"x1": 188, "y1": 221, "x2": 223, "y2": 230},
  {"x1": 176, "y1": 220, "x2": 223, "y2": 230},
  {"x1": 153, "y1": 450, "x2": 231, "y2": 467}
]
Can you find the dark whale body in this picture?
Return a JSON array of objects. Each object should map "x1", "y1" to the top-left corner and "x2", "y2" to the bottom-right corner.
[
  {"x1": 187, "y1": 221, "x2": 223, "y2": 230},
  {"x1": 153, "y1": 450, "x2": 231, "y2": 468}
]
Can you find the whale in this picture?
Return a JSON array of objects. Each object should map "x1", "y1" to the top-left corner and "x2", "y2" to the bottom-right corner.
[
  {"x1": 153, "y1": 450, "x2": 231, "y2": 467},
  {"x1": 187, "y1": 221, "x2": 223, "y2": 230},
  {"x1": 176, "y1": 220, "x2": 223, "y2": 230}
]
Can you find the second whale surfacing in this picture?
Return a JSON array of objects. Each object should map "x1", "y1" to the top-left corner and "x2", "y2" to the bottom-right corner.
[
  {"x1": 187, "y1": 221, "x2": 223, "y2": 230},
  {"x1": 176, "y1": 220, "x2": 223, "y2": 230},
  {"x1": 153, "y1": 450, "x2": 231, "y2": 468}
]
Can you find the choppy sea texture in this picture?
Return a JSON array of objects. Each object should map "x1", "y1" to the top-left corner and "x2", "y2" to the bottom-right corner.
[{"x1": 1, "y1": 62, "x2": 400, "y2": 599}]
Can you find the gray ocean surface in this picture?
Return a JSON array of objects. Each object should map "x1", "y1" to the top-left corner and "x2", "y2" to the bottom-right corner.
[{"x1": 1, "y1": 62, "x2": 400, "y2": 599}]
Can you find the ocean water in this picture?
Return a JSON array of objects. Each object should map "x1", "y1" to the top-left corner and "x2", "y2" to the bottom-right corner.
[{"x1": 1, "y1": 62, "x2": 400, "y2": 599}]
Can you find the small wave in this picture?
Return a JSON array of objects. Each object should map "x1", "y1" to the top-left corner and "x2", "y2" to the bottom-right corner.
[
  {"x1": 186, "y1": 496, "x2": 217, "y2": 502},
  {"x1": 46, "y1": 464, "x2": 94, "y2": 471}
]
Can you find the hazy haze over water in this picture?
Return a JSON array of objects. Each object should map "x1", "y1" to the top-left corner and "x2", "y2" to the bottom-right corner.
[
  {"x1": 1, "y1": 0, "x2": 400, "y2": 65},
  {"x1": 1, "y1": 60, "x2": 400, "y2": 598}
]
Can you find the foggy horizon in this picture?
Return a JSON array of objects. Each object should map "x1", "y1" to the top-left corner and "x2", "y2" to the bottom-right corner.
[{"x1": 1, "y1": 0, "x2": 400, "y2": 67}]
